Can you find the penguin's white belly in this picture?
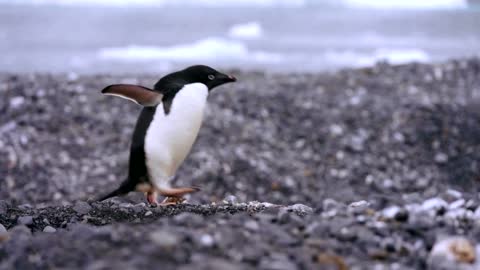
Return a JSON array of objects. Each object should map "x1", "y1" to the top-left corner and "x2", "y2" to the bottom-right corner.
[{"x1": 144, "y1": 83, "x2": 208, "y2": 189}]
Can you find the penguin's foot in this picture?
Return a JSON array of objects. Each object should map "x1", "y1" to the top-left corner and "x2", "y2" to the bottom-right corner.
[
  {"x1": 156, "y1": 186, "x2": 200, "y2": 197},
  {"x1": 146, "y1": 191, "x2": 158, "y2": 207},
  {"x1": 158, "y1": 196, "x2": 186, "y2": 206}
]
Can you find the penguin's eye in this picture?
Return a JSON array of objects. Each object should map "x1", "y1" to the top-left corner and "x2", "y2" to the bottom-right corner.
[{"x1": 208, "y1": 75, "x2": 215, "y2": 80}]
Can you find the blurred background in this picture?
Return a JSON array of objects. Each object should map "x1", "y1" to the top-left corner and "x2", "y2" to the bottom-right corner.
[{"x1": 0, "y1": 0, "x2": 479, "y2": 74}]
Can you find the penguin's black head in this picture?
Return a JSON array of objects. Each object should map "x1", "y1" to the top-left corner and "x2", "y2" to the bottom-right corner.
[{"x1": 181, "y1": 65, "x2": 237, "y2": 90}]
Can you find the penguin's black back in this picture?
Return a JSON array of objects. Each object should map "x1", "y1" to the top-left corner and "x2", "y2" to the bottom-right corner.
[
  {"x1": 98, "y1": 106, "x2": 157, "y2": 201},
  {"x1": 128, "y1": 106, "x2": 157, "y2": 182}
]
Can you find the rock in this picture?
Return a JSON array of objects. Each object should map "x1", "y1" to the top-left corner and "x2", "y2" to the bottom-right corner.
[
  {"x1": 8, "y1": 225, "x2": 31, "y2": 236},
  {"x1": 198, "y1": 234, "x2": 214, "y2": 247},
  {"x1": 382, "y1": 206, "x2": 408, "y2": 222},
  {"x1": 434, "y1": 153, "x2": 448, "y2": 164},
  {"x1": 18, "y1": 216, "x2": 33, "y2": 225},
  {"x1": 18, "y1": 204, "x2": 32, "y2": 210},
  {"x1": 73, "y1": 201, "x2": 92, "y2": 215},
  {"x1": 428, "y1": 237, "x2": 479, "y2": 270},
  {"x1": 323, "y1": 199, "x2": 345, "y2": 212},
  {"x1": 446, "y1": 189, "x2": 463, "y2": 200},
  {"x1": 223, "y1": 195, "x2": 238, "y2": 204},
  {"x1": 149, "y1": 230, "x2": 179, "y2": 248},
  {"x1": 244, "y1": 220, "x2": 260, "y2": 231},
  {"x1": 421, "y1": 198, "x2": 448, "y2": 214},
  {"x1": 348, "y1": 200, "x2": 370, "y2": 214},
  {"x1": 449, "y1": 199, "x2": 466, "y2": 210},
  {"x1": 43, "y1": 226, "x2": 56, "y2": 233},
  {"x1": 180, "y1": 258, "x2": 244, "y2": 270},
  {"x1": 0, "y1": 223, "x2": 8, "y2": 242},
  {"x1": 259, "y1": 253, "x2": 298, "y2": 270},
  {"x1": 316, "y1": 253, "x2": 348, "y2": 270},
  {"x1": 119, "y1": 203, "x2": 132, "y2": 208},
  {"x1": 0, "y1": 200, "x2": 8, "y2": 215},
  {"x1": 9, "y1": 96, "x2": 25, "y2": 109},
  {"x1": 283, "y1": 204, "x2": 313, "y2": 216}
]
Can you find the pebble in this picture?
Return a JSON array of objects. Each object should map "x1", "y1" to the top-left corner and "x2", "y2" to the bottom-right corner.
[
  {"x1": 18, "y1": 216, "x2": 33, "y2": 225},
  {"x1": 73, "y1": 201, "x2": 92, "y2": 215},
  {"x1": 149, "y1": 230, "x2": 179, "y2": 248},
  {"x1": 449, "y1": 199, "x2": 466, "y2": 210},
  {"x1": 223, "y1": 195, "x2": 238, "y2": 204},
  {"x1": 119, "y1": 203, "x2": 132, "y2": 208},
  {"x1": 421, "y1": 198, "x2": 448, "y2": 213},
  {"x1": 434, "y1": 153, "x2": 448, "y2": 163},
  {"x1": 43, "y1": 226, "x2": 56, "y2": 233},
  {"x1": 0, "y1": 200, "x2": 8, "y2": 215},
  {"x1": 0, "y1": 224, "x2": 8, "y2": 242},
  {"x1": 283, "y1": 204, "x2": 313, "y2": 216},
  {"x1": 244, "y1": 220, "x2": 260, "y2": 231},
  {"x1": 348, "y1": 200, "x2": 370, "y2": 214},
  {"x1": 9, "y1": 96, "x2": 25, "y2": 109},
  {"x1": 381, "y1": 206, "x2": 408, "y2": 221},
  {"x1": 428, "y1": 237, "x2": 479, "y2": 269},
  {"x1": 199, "y1": 234, "x2": 214, "y2": 247}
]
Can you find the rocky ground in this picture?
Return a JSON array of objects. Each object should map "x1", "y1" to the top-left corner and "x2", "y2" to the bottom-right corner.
[{"x1": 1, "y1": 58, "x2": 480, "y2": 269}]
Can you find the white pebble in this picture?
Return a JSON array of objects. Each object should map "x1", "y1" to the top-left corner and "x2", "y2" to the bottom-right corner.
[
  {"x1": 382, "y1": 206, "x2": 402, "y2": 219},
  {"x1": 421, "y1": 197, "x2": 448, "y2": 212},
  {"x1": 446, "y1": 189, "x2": 463, "y2": 199},
  {"x1": 329, "y1": 124, "x2": 343, "y2": 136},
  {"x1": 43, "y1": 226, "x2": 56, "y2": 233},
  {"x1": 199, "y1": 234, "x2": 214, "y2": 247},
  {"x1": 434, "y1": 153, "x2": 448, "y2": 163},
  {"x1": 449, "y1": 199, "x2": 466, "y2": 210},
  {"x1": 9, "y1": 96, "x2": 25, "y2": 109}
]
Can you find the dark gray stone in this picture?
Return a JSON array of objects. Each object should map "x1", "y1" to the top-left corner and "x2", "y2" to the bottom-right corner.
[
  {"x1": 73, "y1": 201, "x2": 92, "y2": 215},
  {"x1": 17, "y1": 216, "x2": 33, "y2": 225}
]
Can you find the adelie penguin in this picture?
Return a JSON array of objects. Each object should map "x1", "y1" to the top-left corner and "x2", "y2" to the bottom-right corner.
[{"x1": 98, "y1": 65, "x2": 236, "y2": 206}]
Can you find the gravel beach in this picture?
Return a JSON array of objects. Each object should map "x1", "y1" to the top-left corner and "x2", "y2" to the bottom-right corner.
[{"x1": 1, "y1": 58, "x2": 480, "y2": 269}]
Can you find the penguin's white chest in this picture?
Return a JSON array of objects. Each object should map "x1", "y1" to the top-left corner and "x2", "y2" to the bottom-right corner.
[{"x1": 144, "y1": 83, "x2": 208, "y2": 188}]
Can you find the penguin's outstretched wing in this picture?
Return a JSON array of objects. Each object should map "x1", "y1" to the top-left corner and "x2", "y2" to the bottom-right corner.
[{"x1": 101, "y1": 84, "x2": 163, "y2": 106}]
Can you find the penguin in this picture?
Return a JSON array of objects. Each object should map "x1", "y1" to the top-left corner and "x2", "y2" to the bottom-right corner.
[{"x1": 98, "y1": 65, "x2": 236, "y2": 206}]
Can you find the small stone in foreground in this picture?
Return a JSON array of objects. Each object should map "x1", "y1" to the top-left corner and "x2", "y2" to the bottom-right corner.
[
  {"x1": 428, "y1": 237, "x2": 478, "y2": 270},
  {"x1": 43, "y1": 226, "x2": 56, "y2": 233},
  {"x1": 150, "y1": 230, "x2": 179, "y2": 248},
  {"x1": 0, "y1": 224, "x2": 8, "y2": 242},
  {"x1": 18, "y1": 216, "x2": 33, "y2": 225}
]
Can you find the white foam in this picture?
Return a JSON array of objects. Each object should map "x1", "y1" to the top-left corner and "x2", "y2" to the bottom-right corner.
[
  {"x1": 0, "y1": 0, "x2": 305, "y2": 7},
  {"x1": 228, "y1": 22, "x2": 263, "y2": 40},
  {"x1": 97, "y1": 37, "x2": 282, "y2": 63},
  {"x1": 342, "y1": 0, "x2": 467, "y2": 9}
]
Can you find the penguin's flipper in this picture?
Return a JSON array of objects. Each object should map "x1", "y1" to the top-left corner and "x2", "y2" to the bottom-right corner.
[{"x1": 101, "y1": 84, "x2": 163, "y2": 107}]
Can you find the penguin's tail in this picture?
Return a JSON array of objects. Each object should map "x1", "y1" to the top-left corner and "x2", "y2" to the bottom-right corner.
[{"x1": 97, "y1": 179, "x2": 136, "y2": 202}]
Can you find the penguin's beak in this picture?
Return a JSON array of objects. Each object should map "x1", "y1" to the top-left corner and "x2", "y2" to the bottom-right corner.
[{"x1": 218, "y1": 73, "x2": 236, "y2": 83}]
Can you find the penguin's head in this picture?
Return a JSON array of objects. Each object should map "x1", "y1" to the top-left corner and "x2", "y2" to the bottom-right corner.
[
  {"x1": 180, "y1": 65, "x2": 237, "y2": 91},
  {"x1": 101, "y1": 65, "x2": 237, "y2": 108}
]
